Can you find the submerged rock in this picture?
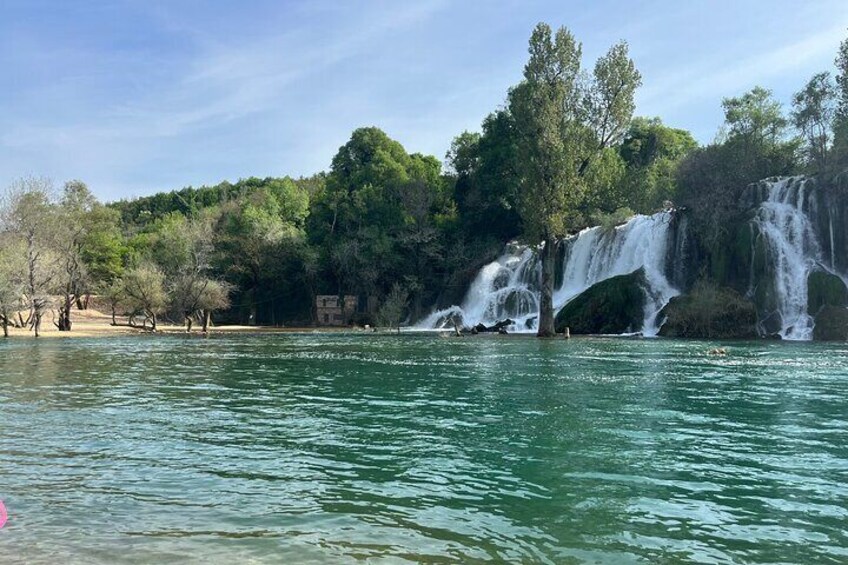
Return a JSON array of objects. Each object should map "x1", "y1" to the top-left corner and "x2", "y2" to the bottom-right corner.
[
  {"x1": 554, "y1": 269, "x2": 647, "y2": 335},
  {"x1": 473, "y1": 319, "x2": 515, "y2": 333},
  {"x1": 658, "y1": 283, "x2": 758, "y2": 339}
]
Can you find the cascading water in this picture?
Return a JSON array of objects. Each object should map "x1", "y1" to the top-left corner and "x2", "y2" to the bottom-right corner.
[
  {"x1": 752, "y1": 177, "x2": 828, "y2": 340},
  {"x1": 418, "y1": 211, "x2": 680, "y2": 335},
  {"x1": 418, "y1": 176, "x2": 845, "y2": 339}
]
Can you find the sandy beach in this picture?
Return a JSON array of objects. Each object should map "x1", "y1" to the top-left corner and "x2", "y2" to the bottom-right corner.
[{"x1": 0, "y1": 308, "x2": 340, "y2": 338}]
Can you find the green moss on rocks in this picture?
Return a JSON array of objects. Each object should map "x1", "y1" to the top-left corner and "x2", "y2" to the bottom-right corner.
[
  {"x1": 658, "y1": 282, "x2": 758, "y2": 339},
  {"x1": 813, "y1": 306, "x2": 848, "y2": 341},
  {"x1": 554, "y1": 269, "x2": 647, "y2": 334},
  {"x1": 807, "y1": 271, "x2": 848, "y2": 316},
  {"x1": 708, "y1": 220, "x2": 759, "y2": 293}
]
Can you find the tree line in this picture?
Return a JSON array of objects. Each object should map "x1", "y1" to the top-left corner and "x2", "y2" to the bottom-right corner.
[{"x1": 1, "y1": 23, "x2": 847, "y2": 337}]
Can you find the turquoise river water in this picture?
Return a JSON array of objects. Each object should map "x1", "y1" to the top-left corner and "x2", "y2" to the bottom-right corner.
[{"x1": 0, "y1": 334, "x2": 846, "y2": 563}]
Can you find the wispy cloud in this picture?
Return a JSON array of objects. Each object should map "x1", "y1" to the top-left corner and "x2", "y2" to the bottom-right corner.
[
  {"x1": 5, "y1": 1, "x2": 449, "y2": 145},
  {"x1": 639, "y1": 22, "x2": 846, "y2": 114},
  {"x1": 0, "y1": 0, "x2": 844, "y2": 197}
]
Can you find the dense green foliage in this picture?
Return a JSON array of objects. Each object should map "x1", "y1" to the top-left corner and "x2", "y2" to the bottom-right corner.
[{"x1": 2, "y1": 24, "x2": 848, "y2": 335}]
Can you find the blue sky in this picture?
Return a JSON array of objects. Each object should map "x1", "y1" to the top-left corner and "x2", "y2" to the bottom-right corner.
[{"x1": 1, "y1": 0, "x2": 846, "y2": 200}]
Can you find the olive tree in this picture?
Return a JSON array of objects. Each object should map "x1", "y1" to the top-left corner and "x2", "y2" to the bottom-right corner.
[
  {"x1": 122, "y1": 263, "x2": 167, "y2": 330},
  {"x1": 0, "y1": 177, "x2": 60, "y2": 337},
  {"x1": 196, "y1": 279, "x2": 232, "y2": 333},
  {"x1": 150, "y1": 213, "x2": 230, "y2": 331},
  {"x1": 0, "y1": 236, "x2": 26, "y2": 337}
]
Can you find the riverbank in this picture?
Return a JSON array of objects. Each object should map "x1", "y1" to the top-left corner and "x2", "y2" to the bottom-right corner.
[{"x1": 0, "y1": 308, "x2": 352, "y2": 338}]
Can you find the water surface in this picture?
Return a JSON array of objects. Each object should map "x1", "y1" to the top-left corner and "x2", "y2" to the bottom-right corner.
[{"x1": 0, "y1": 334, "x2": 846, "y2": 563}]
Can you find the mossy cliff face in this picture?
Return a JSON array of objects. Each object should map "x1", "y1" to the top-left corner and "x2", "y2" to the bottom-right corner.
[
  {"x1": 554, "y1": 269, "x2": 647, "y2": 334},
  {"x1": 808, "y1": 270, "x2": 848, "y2": 341},
  {"x1": 807, "y1": 271, "x2": 848, "y2": 315},
  {"x1": 813, "y1": 307, "x2": 848, "y2": 341},
  {"x1": 808, "y1": 175, "x2": 848, "y2": 276},
  {"x1": 682, "y1": 175, "x2": 848, "y2": 340},
  {"x1": 658, "y1": 283, "x2": 759, "y2": 339}
]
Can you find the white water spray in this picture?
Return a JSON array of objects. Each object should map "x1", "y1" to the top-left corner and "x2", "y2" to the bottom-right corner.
[
  {"x1": 753, "y1": 177, "x2": 821, "y2": 340},
  {"x1": 418, "y1": 212, "x2": 680, "y2": 335}
]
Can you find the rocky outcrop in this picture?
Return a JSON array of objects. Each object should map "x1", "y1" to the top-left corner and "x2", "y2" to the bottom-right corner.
[
  {"x1": 807, "y1": 271, "x2": 848, "y2": 315},
  {"x1": 554, "y1": 269, "x2": 647, "y2": 334},
  {"x1": 472, "y1": 319, "x2": 514, "y2": 333},
  {"x1": 807, "y1": 270, "x2": 848, "y2": 341},
  {"x1": 813, "y1": 306, "x2": 848, "y2": 341},
  {"x1": 658, "y1": 283, "x2": 759, "y2": 339}
]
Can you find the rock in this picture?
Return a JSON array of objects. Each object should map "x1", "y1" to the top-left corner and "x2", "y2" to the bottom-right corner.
[
  {"x1": 474, "y1": 319, "x2": 514, "y2": 333},
  {"x1": 658, "y1": 283, "x2": 759, "y2": 339},
  {"x1": 554, "y1": 269, "x2": 647, "y2": 335},
  {"x1": 708, "y1": 347, "x2": 728, "y2": 356},
  {"x1": 813, "y1": 306, "x2": 848, "y2": 341},
  {"x1": 807, "y1": 271, "x2": 848, "y2": 316}
]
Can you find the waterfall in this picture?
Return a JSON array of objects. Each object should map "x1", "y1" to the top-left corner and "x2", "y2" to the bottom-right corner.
[
  {"x1": 752, "y1": 177, "x2": 822, "y2": 340},
  {"x1": 418, "y1": 176, "x2": 844, "y2": 339},
  {"x1": 418, "y1": 211, "x2": 680, "y2": 335}
]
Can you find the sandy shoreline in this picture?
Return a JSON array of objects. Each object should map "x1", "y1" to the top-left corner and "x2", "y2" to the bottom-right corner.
[{"x1": 0, "y1": 308, "x2": 351, "y2": 338}]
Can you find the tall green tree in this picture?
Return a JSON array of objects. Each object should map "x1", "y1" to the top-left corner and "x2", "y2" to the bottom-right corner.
[
  {"x1": 310, "y1": 127, "x2": 446, "y2": 314},
  {"x1": 792, "y1": 72, "x2": 837, "y2": 173},
  {"x1": 218, "y1": 182, "x2": 308, "y2": 324},
  {"x1": 678, "y1": 87, "x2": 799, "y2": 280},
  {"x1": 615, "y1": 117, "x2": 697, "y2": 212},
  {"x1": 448, "y1": 111, "x2": 523, "y2": 243},
  {"x1": 721, "y1": 87, "x2": 788, "y2": 148},
  {"x1": 833, "y1": 33, "x2": 848, "y2": 165},
  {"x1": 508, "y1": 23, "x2": 641, "y2": 337}
]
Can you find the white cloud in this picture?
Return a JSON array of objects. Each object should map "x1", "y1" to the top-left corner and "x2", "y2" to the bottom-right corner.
[{"x1": 638, "y1": 21, "x2": 848, "y2": 116}]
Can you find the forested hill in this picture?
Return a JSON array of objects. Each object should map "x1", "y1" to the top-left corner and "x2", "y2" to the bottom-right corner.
[
  {"x1": 100, "y1": 117, "x2": 700, "y2": 327},
  {"x1": 110, "y1": 176, "x2": 326, "y2": 229}
]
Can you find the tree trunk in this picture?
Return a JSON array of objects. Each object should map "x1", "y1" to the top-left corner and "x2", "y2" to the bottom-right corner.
[
  {"x1": 58, "y1": 294, "x2": 72, "y2": 331},
  {"x1": 111, "y1": 306, "x2": 117, "y2": 326},
  {"x1": 186, "y1": 315, "x2": 193, "y2": 333},
  {"x1": 2, "y1": 314, "x2": 8, "y2": 338},
  {"x1": 150, "y1": 312, "x2": 157, "y2": 332},
  {"x1": 202, "y1": 310, "x2": 211, "y2": 333},
  {"x1": 34, "y1": 311, "x2": 42, "y2": 338},
  {"x1": 536, "y1": 237, "x2": 556, "y2": 338}
]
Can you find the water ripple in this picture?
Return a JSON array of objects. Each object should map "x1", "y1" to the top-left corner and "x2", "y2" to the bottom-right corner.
[{"x1": 0, "y1": 335, "x2": 846, "y2": 563}]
